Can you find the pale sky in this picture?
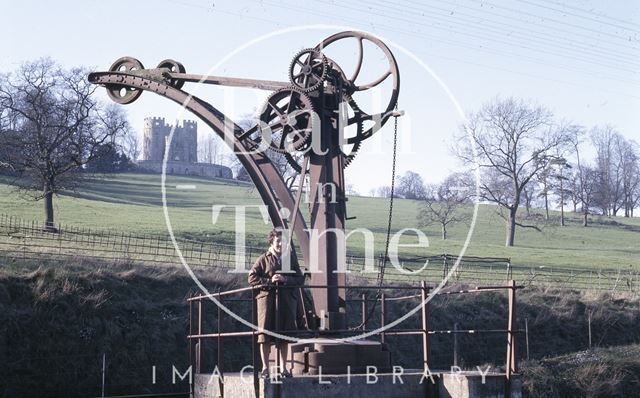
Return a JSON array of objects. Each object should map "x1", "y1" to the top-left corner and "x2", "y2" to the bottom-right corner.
[{"x1": 2, "y1": 0, "x2": 639, "y2": 194}]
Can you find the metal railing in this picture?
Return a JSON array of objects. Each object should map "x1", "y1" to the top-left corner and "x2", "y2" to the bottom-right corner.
[{"x1": 186, "y1": 280, "x2": 522, "y2": 397}]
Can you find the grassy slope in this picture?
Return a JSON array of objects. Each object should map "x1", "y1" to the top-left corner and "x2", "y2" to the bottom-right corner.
[
  {"x1": 1, "y1": 173, "x2": 639, "y2": 270},
  {"x1": 2, "y1": 256, "x2": 639, "y2": 397},
  {"x1": 521, "y1": 344, "x2": 640, "y2": 397}
]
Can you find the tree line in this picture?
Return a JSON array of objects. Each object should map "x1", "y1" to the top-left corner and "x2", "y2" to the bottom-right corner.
[{"x1": 371, "y1": 97, "x2": 639, "y2": 247}]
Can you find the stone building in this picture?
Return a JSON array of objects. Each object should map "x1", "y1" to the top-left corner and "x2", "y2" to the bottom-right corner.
[
  {"x1": 143, "y1": 117, "x2": 197, "y2": 162},
  {"x1": 139, "y1": 117, "x2": 232, "y2": 179}
]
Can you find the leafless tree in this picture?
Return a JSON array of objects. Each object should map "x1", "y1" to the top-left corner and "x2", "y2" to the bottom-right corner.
[
  {"x1": 118, "y1": 131, "x2": 141, "y2": 162},
  {"x1": 198, "y1": 131, "x2": 222, "y2": 164},
  {"x1": 230, "y1": 115, "x2": 299, "y2": 189},
  {"x1": 616, "y1": 138, "x2": 639, "y2": 217},
  {"x1": 567, "y1": 125, "x2": 599, "y2": 226},
  {"x1": 0, "y1": 58, "x2": 131, "y2": 231},
  {"x1": 376, "y1": 185, "x2": 392, "y2": 198},
  {"x1": 545, "y1": 126, "x2": 574, "y2": 226},
  {"x1": 455, "y1": 97, "x2": 566, "y2": 246},
  {"x1": 397, "y1": 171, "x2": 426, "y2": 200},
  {"x1": 548, "y1": 157, "x2": 572, "y2": 226},
  {"x1": 591, "y1": 126, "x2": 625, "y2": 216},
  {"x1": 630, "y1": 177, "x2": 640, "y2": 217},
  {"x1": 536, "y1": 166, "x2": 552, "y2": 220},
  {"x1": 418, "y1": 173, "x2": 470, "y2": 240},
  {"x1": 577, "y1": 165, "x2": 599, "y2": 226},
  {"x1": 568, "y1": 170, "x2": 581, "y2": 213},
  {"x1": 520, "y1": 183, "x2": 538, "y2": 217},
  {"x1": 345, "y1": 184, "x2": 359, "y2": 196}
]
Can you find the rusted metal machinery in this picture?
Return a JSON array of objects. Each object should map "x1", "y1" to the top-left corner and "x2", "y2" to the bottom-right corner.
[{"x1": 89, "y1": 31, "x2": 401, "y2": 374}]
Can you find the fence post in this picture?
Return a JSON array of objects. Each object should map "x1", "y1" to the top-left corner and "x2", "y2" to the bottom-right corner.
[
  {"x1": 217, "y1": 297, "x2": 224, "y2": 395},
  {"x1": 197, "y1": 300, "x2": 203, "y2": 373},
  {"x1": 525, "y1": 318, "x2": 530, "y2": 361},
  {"x1": 361, "y1": 293, "x2": 367, "y2": 330},
  {"x1": 252, "y1": 288, "x2": 259, "y2": 396},
  {"x1": 380, "y1": 293, "x2": 386, "y2": 344},
  {"x1": 421, "y1": 281, "x2": 430, "y2": 371},
  {"x1": 588, "y1": 310, "x2": 592, "y2": 349},
  {"x1": 189, "y1": 299, "x2": 194, "y2": 398},
  {"x1": 101, "y1": 353, "x2": 106, "y2": 398},
  {"x1": 442, "y1": 255, "x2": 448, "y2": 280},
  {"x1": 505, "y1": 279, "x2": 517, "y2": 398},
  {"x1": 453, "y1": 322, "x2": 459, "y2": 367}
]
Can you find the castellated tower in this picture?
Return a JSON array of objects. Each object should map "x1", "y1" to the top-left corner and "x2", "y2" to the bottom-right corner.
[
  {"x1": 140, "y1": 116, "x2": 232, "y2": 179},
  {"x1": 143, "y1": 117, "x2": 197, "y2": 162}
]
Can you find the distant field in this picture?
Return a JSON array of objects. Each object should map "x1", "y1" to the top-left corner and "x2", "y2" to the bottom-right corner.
[{"x1": 1, "y1": 172, "x2": 639, "y2": 270}]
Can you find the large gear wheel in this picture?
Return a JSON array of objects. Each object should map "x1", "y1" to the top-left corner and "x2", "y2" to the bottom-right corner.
[
  {"x1": 282, "y1": 93, "x2": 363, "y2": 172},
  {"x1": 289, "y1": 48, "x2": 327, "y2": 92},
  {"x1": 256, "y1": 87, "x2": 316, "y2": 154},
  {"x1": 105, "y1": 57, "x2": 144, "y2": 104},
  {"x1": 340, "y1": 95, "x2": 364, "y2": 167},
  {"x1": 315, "y1": 32, "x2": 400, "y2": 143}
]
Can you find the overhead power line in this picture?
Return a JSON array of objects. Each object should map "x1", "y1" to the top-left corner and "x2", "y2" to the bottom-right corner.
[
  {"x1": 167, "y1": 0, "x2": 640, "y2": 96},
  {"x1": 311, "y1": 0, "x2": 639, "y2": 74},
  {"x1": 516, "y1": 0, "x2": 640, "y2": 33},
  {"x1": 390, "y1": 0, "x2": 640, "y2": 64}
]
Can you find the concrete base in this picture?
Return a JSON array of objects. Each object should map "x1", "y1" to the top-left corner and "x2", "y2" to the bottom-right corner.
[
  {"x1": 194, "y1": 370, "x2": 522, "y2": 398},
  {"x1": 289, "y1": 339, "x2": 391, "y2": 375},
  {"x1": 439, "y1": 371, "x2": 522, "y2": 398}
]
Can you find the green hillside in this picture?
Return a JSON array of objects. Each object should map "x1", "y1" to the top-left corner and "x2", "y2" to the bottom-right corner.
[{"x1": 1, "y1": 172, "x2": 639, "y2": 270}]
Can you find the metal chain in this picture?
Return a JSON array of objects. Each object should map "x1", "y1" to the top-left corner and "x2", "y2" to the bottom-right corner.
[
  {"x1": 379, "y1": 103, "x2": 399, "y2": 289},
  {"x1": 354, "y1": 103, "x2": 399, "y2": 330}
]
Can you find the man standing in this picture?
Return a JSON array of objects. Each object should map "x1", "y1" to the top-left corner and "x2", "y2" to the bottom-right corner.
[{"x1": 248, "y1": 229, "x2": 303, "y2": 378}]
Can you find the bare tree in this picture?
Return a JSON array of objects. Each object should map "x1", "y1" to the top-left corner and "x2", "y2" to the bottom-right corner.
[
  {"x1": 616, "y1": 138, "x2": 639, "y2": 217},
  {"x1": 230, "y1": 115, "x2": 300, "y2": 188},
  {"x1": 567, "y1": 125, "x2": 598, "y2": 226},
  {"x1": 576, "y1": 165, "x2": 599, "y2": 226},
  {"x1": 345, "y1": 184, "x2": 359, "y2": 196},
  {"x1": 545, "y1": 127, "x2": 574, "y2": 226},
  {"x1": 537, "y1": 166, "x2": 552, "y2": 220},
  {"x1": 455, "y1": 97, "x2": 566, "y2": 246},
  {"x1": 630, "y1": 176, "x2": 640, "y2": 217},
  {"x1": 397, "y1": 171, "x2": 426, "y2": 200},
  {"x1": 0, "y1": 58, "x2": 131, "y2": 231},
  {"x1": 119, "y1": 131, "x2": 141, "y2": 162},
  {"x1": 548, "y1": 157, "x2": 572, "y2": 226},
  {"x1": 591, "y1": 126, "x2": 625, "y2": 216},
  {"x1": 568, "y1": 170, "x2": 581, "y2": 213},
  {"x1": 376, "y1": 185, "x2": 392, "y2": 198},
  {"x1": 418, "y1": 173, "x2": 470, "y2": 240},
  {"x1": 520, "y1": 183, "x2": 538, "y2": 217},
  {"x1": 198, "y1": 131, "x2": 221, "y2": 164}
]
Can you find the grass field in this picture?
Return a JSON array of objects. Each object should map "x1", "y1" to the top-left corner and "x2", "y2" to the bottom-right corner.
[{"x1": 1, "y1": 172, "x2": 639, "y2": 270}]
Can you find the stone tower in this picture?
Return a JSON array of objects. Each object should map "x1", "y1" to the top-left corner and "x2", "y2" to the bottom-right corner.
[{"x1": 143, "y1": 117, "x2": 197, "y2": 162}]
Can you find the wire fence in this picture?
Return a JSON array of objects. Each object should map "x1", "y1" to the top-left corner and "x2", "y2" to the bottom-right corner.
[{"x1": 0, "y1": 213, "x2": 638, "y2": 293}]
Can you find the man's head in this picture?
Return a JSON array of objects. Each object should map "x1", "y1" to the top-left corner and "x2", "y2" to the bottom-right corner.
[{"x1": 267, "y1": 229, "x2": 282, "y2": 255}]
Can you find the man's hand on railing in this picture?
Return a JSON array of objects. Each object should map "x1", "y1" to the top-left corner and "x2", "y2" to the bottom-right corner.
[{"x1": 271, "y1": 274, "x2": 285, "y2": 284}]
